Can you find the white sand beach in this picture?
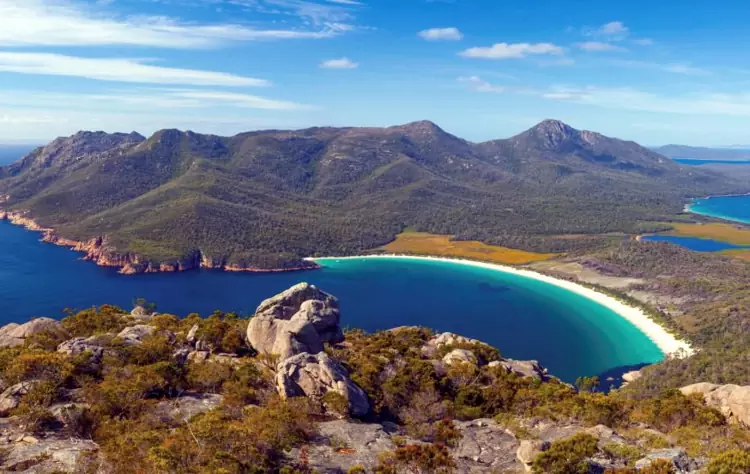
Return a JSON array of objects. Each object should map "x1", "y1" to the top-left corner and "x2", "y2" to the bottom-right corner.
[{"x1": 308, "y1": 254, "x2": 695, "y2": 359}]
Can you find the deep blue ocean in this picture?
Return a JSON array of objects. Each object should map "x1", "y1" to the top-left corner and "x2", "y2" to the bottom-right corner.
[
  {"x1": 640, "y1": 235, "x2": 748, "y2": 252},
  {"x1": 0, "y1": 220, "x2": 664, "y2": 383}
]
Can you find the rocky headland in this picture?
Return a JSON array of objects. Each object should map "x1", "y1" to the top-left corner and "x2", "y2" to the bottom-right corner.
[
  {"x1": 0, "y1": 209, "x2": 319, "y2": 275},
  {"x1": 0, "y1": 283, "x2": 748, "y2": 473}
]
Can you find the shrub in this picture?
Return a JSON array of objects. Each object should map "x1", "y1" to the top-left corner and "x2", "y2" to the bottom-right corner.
[
  {"x1": 376, "y1": 443, "x2": 455, "y2": 474},
  {"x1": 706, "y1": 449, "x2": 750, "y2": 474},
  {"x1": 61, "y1": 305, "x2": 129, "y2": 338},
  {"x1": 532, "y1": 433, "x2": 599, "y2": 474}
]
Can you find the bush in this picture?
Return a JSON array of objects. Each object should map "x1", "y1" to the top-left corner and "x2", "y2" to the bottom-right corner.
[
  {"x1": 62, "y1": 305, "x2": 129, "y2": 338},
  {"x1": 376, "y1": 443, "x2": 455, "y2": 474},
  {"x1": 706, "y1": 449, "x2": 750, "y2": 474},
  {"x1": 532, "y1": 433, "x2": 599, "y2": 474}
]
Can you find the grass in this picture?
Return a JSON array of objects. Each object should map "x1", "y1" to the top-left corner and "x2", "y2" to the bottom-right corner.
[
  {"x1": 379, "y1": 231, "x2": 557, "y2": 265},
  {"x1": 660, "y1": 222, "x2": 750, "y2": 245},
  {"x1": 720, "y1": 249, "x2": 750, "y2": 261}
]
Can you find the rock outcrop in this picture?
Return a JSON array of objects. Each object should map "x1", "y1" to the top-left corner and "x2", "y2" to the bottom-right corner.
[
  {"x1": 442, "y1": 348, "x2": 478, "y2": 366},
  {"x1": 0, "y1": 382, "x2": 37, "y2": 416},
  {"x1": 635, "y1": 448, "x2": 696, "y2": 472},
  {"x1": 115, "y1": 324, "x2": 172, "y2": 346},
  {"x1": 516, "y1": 439, "x2": 550, "y2": 472},
  {"x1": 248, "y1": 283, "x2": 343, "y2": 360},
  {"x1": 0, "y1": 318, "x2": 62, "y2": 348},
  {"x1": 0, "y1": 437, "x2": 100, "y2": 473},
  {"x1": 57, "y1": 336, "x2": 105, "y2": 362},
  {"x1": 276, "y1": 352, "x2": 370, "y2": 417},
  {"x1": 680, "y1": 383, "x2": 750, "y2": 427}
]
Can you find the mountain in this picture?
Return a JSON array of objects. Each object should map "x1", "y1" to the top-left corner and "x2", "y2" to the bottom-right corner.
[
  {"x1": 0, "y1": 120, "x2": 743, "y2": 272},
  {"x1": 654, "y1": 144, "x2": 750, "y2": 161}
]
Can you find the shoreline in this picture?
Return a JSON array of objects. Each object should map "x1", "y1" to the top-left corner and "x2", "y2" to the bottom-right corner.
[
  {"x1": 684, "y1": 193, "x2": 750, "y2": 225},
  {"x1": 0, "y1": 210, "x2": 319, "y2": 275},
  {"x1": 308, "y1": 254, "x2": 695, "y2": 359}
]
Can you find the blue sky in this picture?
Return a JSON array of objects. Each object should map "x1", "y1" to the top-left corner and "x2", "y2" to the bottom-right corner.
[{"x1": 2, "y1": 0, "x2": 750, "y2": 145}]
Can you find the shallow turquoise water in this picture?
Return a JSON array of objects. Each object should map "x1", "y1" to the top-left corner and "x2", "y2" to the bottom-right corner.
[
  {"x1": 0, "y1": 220, "x2": 663, "y2": 383},
  {"x1": 688, "y1": 195, "x2": 750, "y2": 224}
]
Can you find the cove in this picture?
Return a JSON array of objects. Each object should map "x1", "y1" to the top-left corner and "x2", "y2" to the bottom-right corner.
[
  {"x1": 0, "y1": 220, "x2": 664, "y2": 384},
  {"x1": 640, "y1": 235, "x2": 749, "y2": 252},
  {"x1": 688, "y1": 195, "x2": 750, "y2": 224}
]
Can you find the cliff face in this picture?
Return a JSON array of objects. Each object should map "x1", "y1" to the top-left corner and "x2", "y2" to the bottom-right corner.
[{"x1": 0, "y1": 209, "x2": 318, "y2": 274}]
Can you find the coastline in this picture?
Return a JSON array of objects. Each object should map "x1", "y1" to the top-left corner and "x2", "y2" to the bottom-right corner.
[
  {"x1": 684, "y1": 193, "x2": 750, "y2": 225},
  {"x1": 0, "y1": 209, "x2": 319, "y2": 275},
  {"x1": 309, "y1": 254, "x2": 695, "y2": 359}
]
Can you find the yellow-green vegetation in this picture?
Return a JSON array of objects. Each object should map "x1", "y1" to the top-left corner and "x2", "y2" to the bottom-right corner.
[
  {"x1": 720, "y1": 249, "x2": 750, "y2": 261},
  {"x1": 664, "y1": 222, "x2": 750, "y2": 245},
  {"x1": 380, "y1": 231, "x2": 557, "y2": 265},
  {"x1": 1, "y1": 309, "x2": 749, "y2": 473}
]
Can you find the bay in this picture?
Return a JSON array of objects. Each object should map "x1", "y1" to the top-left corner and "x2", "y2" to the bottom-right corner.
[
  {"x1": 0, "y1": 220, "x2": 663, "y2": 383},
  {"x1": 640, "y1": 235, "x2": 748, "y2": 252},
  {"x1": 688, "y1": 195, "x2": 750, "y2": 224}
]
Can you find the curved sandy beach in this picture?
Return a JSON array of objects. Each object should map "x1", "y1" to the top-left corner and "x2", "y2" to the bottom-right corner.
[{"x1": 309, "y1": 254, "x2": 695, "y2": 359}]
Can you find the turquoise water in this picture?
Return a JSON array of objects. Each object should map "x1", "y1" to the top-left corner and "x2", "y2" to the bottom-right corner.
[
  {"x1": 641, "y1": 235, "x2": 749, "y2": 252},
  {"x1": 688, "y1": 195, "x2": 750, "y2": 224},
  {"x1": 0, "y1": 220, "x2": 663, "y2": 383}
]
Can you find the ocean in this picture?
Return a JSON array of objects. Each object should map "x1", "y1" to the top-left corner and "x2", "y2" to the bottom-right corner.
[
  {"x1": 0, "y1": 220, "x2": 663, "y2": 384},
  {"x1": 688, "y1": 195, "x2": 750, "y2": 224}
]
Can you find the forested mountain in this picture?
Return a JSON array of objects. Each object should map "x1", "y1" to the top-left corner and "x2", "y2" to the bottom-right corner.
[{"x1": 0, "y1": 120, "x2": 743, "y2": 270}]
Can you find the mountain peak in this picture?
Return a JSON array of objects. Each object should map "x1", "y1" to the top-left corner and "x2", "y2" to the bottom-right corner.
[{"x1": 394, "y1": 120, "x2": 445, "y2": 135}]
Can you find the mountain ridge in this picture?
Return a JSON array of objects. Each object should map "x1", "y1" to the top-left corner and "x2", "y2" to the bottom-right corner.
[{"x1": 0, "y1": 119, "x2": 744, "y2": 272}]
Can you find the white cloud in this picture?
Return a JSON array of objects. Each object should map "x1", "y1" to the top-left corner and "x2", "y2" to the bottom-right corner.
[
  {"x1": 609, "y1": 59, "x2": 710, "y2": 76},
  {"x1": 597, "y1": 21, "x2": 629, "y2": 37},
  {"x1": 418, "y1": 27, "x2": 463, "y2": 41},
  {"x1": 0, "y1": 52, "x2": 268, "y2": 86},
  {"x1": 540, "y1": 85, "x2": 750, "y2": 117},
  {"x1": 0, "y1": 0, "x2": 347, "y2": 48},
  {"x1": 576, "y1": 41, "x2": 627, "y2": 52},
  {"x1": 168, "y1": 90, "x2": 313, "y2": 110},
  {"x1": 320, "y1": 57, "x2": 359, "y2": 69},
  {"x1": 632, "y1": 38, "x2": 653, "y2": 46},
  {"x1": 458, "y1": 76, "x2": 504, "y2": 93},
  {"x1": 460, "y1": 42, "x2": 564, "y2": 59}
]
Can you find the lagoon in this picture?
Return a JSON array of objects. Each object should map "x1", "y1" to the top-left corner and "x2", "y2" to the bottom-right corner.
[
  {"x1": 0, "y1": 220, "x2": 664, "y2": 384},
  {"x1": 640, "y1": 235, "x2": 749, "y2": 252}
]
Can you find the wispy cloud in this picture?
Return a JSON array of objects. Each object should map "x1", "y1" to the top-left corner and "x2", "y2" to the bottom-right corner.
[
  {"x1": 540, "y1": 85, "x2": 750, "y2": 117},
  {"x1": 576, "y1": 41, "x2": 627, "y2": 52},
  {"x1": 632, "y1": 38, "x2": 653, "y2": 46},
  {"x1": 609, "y1": 59, "x2": 711, "y2": 76},
  {"x1": 457, "y1": 76, "x2": 504, "y2": 93},
  {"x1": 0, "y1": 52, "x2": 269, "y2": 86},
  {"x1": 460, "y1": 42, "x2": 564, "y2": 59},
  {"x1": 0, "y1": 88, "x2": 313, "y2": 111},
  {"x1": 320, "y1": 57, "x2": 359, "y2": 69},
  {"x1": 0, "y1": 0, "x2": 349, "y2": 48},
  {"x1": 226, "y1": 0, "x2": 360, "y2": 26},
  {"x1": 587, "y1": 21, "x2": 630, "y2": 40},
  {"x1": 418, "y1": 27, "x2": 463, "y2": 41}
]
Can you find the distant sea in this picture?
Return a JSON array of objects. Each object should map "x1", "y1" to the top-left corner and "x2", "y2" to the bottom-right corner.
[
  {"x1": 674, "y1": 158, "x2": 750, "y2": 165},
  {"x1": 0, "y1": 220, "x2": 663, "y2": 384},
  {"x1": 688, "y1": 195, "x2": 750, "y2": 224},
  {"x1": 0, "y1": 145, "x2": 37, "y2": 165}
]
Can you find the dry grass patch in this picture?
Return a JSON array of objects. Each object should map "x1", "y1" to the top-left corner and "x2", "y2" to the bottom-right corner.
[
  {"x1": 666, "y1": 222, "x2": 750, "y2": 245},
  {"x1": 380, "y1": 232, "x2": 557, "y2": 265}
]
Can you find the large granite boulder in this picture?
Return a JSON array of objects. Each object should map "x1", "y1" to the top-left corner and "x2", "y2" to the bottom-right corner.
[
  {"x1": 442, "y1": 348, "x2": 478, "y2": 366},
  {"x1": 116, "y1": 324, "x2": 173, "y2": 346},
  {"x1": 0, "y1": 318, "x2": 62, "y2": 348},
  {"x1": 276, "y1": 352, "x2": 369, "y2": 417},
  {"x1": 489, "y1": 359, "x2": 549, "y2": 381},
  {"x1": 155, "y1": 392, "x2": 224, "y2": 423},
  {"x1": 516, "y1": 439, "x2": 550, "y2": 472},
  {"x1": 0, "y1": 382, "x2": 36, "y2": 416},
  {"x1": 680, "y1": 383, "x2": 750, "y2": 427},
  {"x1": 247, "y1": 283, "x2": 343, "y2": 360}
]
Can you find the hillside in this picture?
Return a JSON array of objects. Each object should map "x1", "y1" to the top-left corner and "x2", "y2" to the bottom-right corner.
[
  {"x1": 0, "y1": 120, "x2": 743, "y2": 272},
  {"x1": 0, "y1": 284, "x2": 748, "y2": 473}
]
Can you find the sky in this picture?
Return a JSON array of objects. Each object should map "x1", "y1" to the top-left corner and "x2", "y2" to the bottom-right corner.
[{"x1": 2, "y1": 0, "x2": 750, "y2": 145}]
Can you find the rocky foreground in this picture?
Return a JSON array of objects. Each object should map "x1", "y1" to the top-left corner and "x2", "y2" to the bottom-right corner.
[{"x1": 0, "y1": 283, "x2": 748, "y2": 473}]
